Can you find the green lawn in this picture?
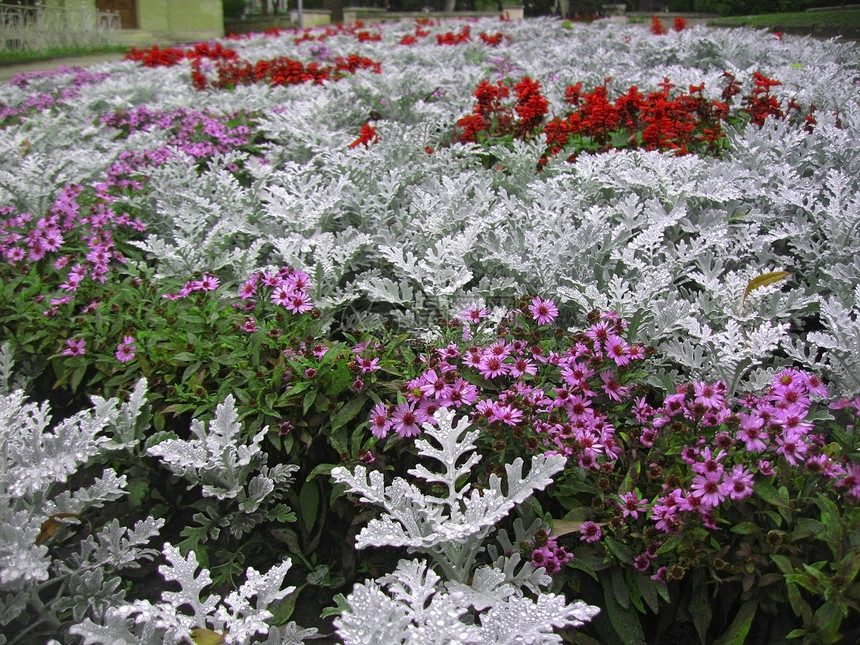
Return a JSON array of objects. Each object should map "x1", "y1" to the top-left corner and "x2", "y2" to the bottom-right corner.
[{"x1": 708, "y1": 9, "x2": 860, "y2": 28}]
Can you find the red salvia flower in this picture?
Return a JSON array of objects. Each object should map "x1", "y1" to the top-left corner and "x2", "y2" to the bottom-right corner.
[
  {"x1": 651, "y1": 16, "x2": 667, "y2": 35},
  {"x1": 349, "y1": 122, "x2": 380, "y2": 149}
]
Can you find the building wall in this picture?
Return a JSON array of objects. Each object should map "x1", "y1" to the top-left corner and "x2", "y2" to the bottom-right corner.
[
  {"x1": 137, "y1": 0, "x2": 224, "y2": 41},
  {"x1": 44, "y1": 0, "x2": 224, "y2": 40}
]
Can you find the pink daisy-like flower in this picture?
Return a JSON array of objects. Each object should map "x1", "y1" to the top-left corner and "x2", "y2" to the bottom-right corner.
[
  {"x1": 509, "y1": 356, "x2": 537, "y2": 378},
  {"x1": 633, "y1": 553, "x2": 652, "y2": 573},
  {"x1": 419, "y1": 370, "x2": 450, "y2": 400},
  {"x1": 528, "y1": 296, "x2": 558, "y2": 325},
  {"x1": 197, "y1": 273, "x2": 219, "y2": 291},
  {"x1": 62, "y1": 338, "x2": 86, "y2": 356},
  {"x1": 478, "y1": 355, "x2": 509, "y2": 379},
  {"x1": 241, "y1": 317, "x2": 259, "y2": 332},
  {"x1": 115, "y1": 336, "x2": 136, "y2": 363},
  {"x1": 358, "y1": 357, "x2": 381, "y2": 373},
  {"x1": 757, "y1": 459, "x2": 776, "y2": 476},
  {"x1": 238, "y1": 279, "x2": 257, "y2": 299},
  {"x1": 463, "y1": 305, "x2": 488, "y2": 323},
  {"x1": 720, "y1": 464, "x2": 754, "y2": 501},
  {"x1": 579, "y1": 521, "x2": 602, "y2": 543},
  {"x1": 693, "y1": 381, "x2": 726, "y2": 409},
  {"x1": 390, "y1": 402, "x2": 421, "y2": 438},
  {"x1": 618, "y1": 490, "x2": 648, "y2": 520},
  {"x1": 803, "y1": 372, "x2": 828, "y2": 398},
  {"x1": 285, "y1": 291, "x2": 313, "y2": 314},
  {"x1": 370, "y1": 403, "x2": 391, "y2": 439},
  {"x1": 488, "y1": 402, "x2": 523, "y2": 426},
  {"x1": 736, "y1": 412, "x2": 768, "y2": 452},
  {"x1": 605, "y1": 334, "x2": 630, "y2": 366},
  {"x1": 689, "y1": 473, "x2": 725, "y2": 508},
  {"x1": 270, "y1": 286, "x2": 292, "y2": 307},
  {"x1": 285, "y1": 269, "x2": 310, "y2": 292},
  {"x1": 260, "y1": 271, "x2": 282, "y2": 287},
  {"x1": 312, "y1": 344, "x2": 329, "y2": 359},
  {"x1": 600, "y1": 370, "x2": 630, "y2": 402}
]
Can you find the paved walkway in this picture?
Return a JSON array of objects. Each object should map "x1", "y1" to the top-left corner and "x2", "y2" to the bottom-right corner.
[{"x1": 0, "y1": 52, "x2": 128, "y2": 82}]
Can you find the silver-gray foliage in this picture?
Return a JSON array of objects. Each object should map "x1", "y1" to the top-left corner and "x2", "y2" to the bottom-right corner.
[
  {"x1": 70, "y1": 544, "x2": 314, "y2": 645},
  {"x1": 332, "y1": 408, "x2": 599, "y2": 643},
  {"x1": 0, "y1": 375, "x2": 310, "y2": 645},
  {"x1": 146, "y1": 394, "x2": 299, "y2": 544},
  {"x1": 0, "y1": 379, "x2": 159, "y2": 643}
]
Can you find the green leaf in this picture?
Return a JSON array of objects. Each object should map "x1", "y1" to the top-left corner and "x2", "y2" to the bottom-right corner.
[
  {"x1": 299, "y1": 480, "x2": 320, "y2": 534},
  {"x1": 755, "y1": 480, "x2": 790, "y2": 508},
  {"x1": 303, "y1": 389, "x2": 317, "y2": 416},
  {"x1": 270, "y1": 528, "x2": 301, "y2": 552},
  {"x1": 730, "y1": 521, "x2": 761, "y2": 535},
  {"x1": 839, "y1": 549, "x2": 860, "y2": 582},
  {"x1": 713, "y1": 599, "x2": 758, "y2": 645},
  {"x1": 611, "y1": 567, "x2": 630, "y2": 610},
  {"x1": 306, "y1": 463, "x2": 337, "y2": 482},
  {"x1": 604, "y1": 537, "x2": 634, "y2": 565},
  {"x1": 330, "y1": 395, "x2": 368, "y2": 433},
  {"x1": 599, "y1": 570, "x2": 645, "y2": 644},
  {"x1": 785, "y1": 579, "x2": 806, "y2": 617},
  {"x1": 813, "y1": 597, "x2": 847, "y2": 644},
  {"x1": 636, "y1": 572, "x2": 660, "y2": 614},
  {"x1": 569, "y1": 552, "x2": 602, "y2": 581},
  {"x1": 770, "y1": 554, "x2": 795, "y2": 576},
  {"x1": 690, "y1": 579, "x2": 712, "y2": 645},
  {"x1": 268, "y1": 583, "x2": 304, "y2": 624}
]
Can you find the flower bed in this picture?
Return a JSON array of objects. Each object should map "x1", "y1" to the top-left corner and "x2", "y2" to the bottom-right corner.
[{"x1": 1, "y1": 14, "x2": 859, "y2": 645}]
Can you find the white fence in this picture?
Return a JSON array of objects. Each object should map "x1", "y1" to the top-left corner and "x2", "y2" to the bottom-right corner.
[{"x1": 0, "y1": 2, "x2": 121, "y2": 53}]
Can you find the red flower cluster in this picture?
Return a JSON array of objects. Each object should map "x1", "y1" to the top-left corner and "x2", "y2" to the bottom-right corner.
[
  {"x1": 650, "y1": 16, "x2": 667, "y2": 35},
  {"x1": 741, "y1": 71, "x2": 785, "y2": 127},
  {"x1": 456, "y1": 77, "x2": 548, "y2": 144},
  {"x1": 124, "y1": 28, "x2": 383, "y2": 93},
  {"x1": 513, "y1": 76, "x2": 548, "y2": 132},
  {"x1": 544, "y1": 78, "x2": 729, "y2": 161},
  {"x1": 190, "y1": 54, "x2": 381, "y2": 91},
  {"x1": 453, "y1": 72, "x2": 815, "y2": 165},
  {"x1": 479, "y1": 31, "x2": 506, "y2": 46},
  {"x1": 541, "y1": 72, "x2": 816, "y2": 163},
  {"x1": 399, "y1": 25, "x2": 433, "y2": 45},
  {"x1": 456, "y1": 80, "x2": 510, "y2": 143},
  {"x1": 650, "y1": 15, "x2": 688, "y2": 35},
  {"x1": 436, "y1": 25, "x2": 471, "y2": 45},
  {"x1": 356, "y1": 30, "x2": 382, "y2": 42},
  {"x1": 124, "y1": 42, "x2": 238, "y2": 67},
  {"x1": 349, "y1": 122, "x2": 380, "y2": 148}
]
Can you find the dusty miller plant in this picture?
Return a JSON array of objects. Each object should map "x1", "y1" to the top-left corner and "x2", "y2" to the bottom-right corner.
[
  {"x1": 331, "y1": 408, "x2": 599, "y2": 643},
  {"x1": 0, "y1": 376, "x2": 159, "y2": 644},
  {"x1": 146, "y1": 393, "x2": 300, "y2": 552},
  {"x1": 0, "y1": 359, "x2": 311, "y2": 644},
  {"x1": 70, "y1": 544, "x2": 315, "y2": 645}
]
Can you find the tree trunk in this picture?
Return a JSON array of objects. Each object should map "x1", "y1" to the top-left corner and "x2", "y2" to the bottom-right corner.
[{"x1": 444, "y1": 0, "x2": 457, "y2": 11}]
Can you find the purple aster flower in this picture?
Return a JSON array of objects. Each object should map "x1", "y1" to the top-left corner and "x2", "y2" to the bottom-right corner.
[
  {"x1": 115, "y1": 336, "x2": 136, "y2": 363},
  {"x1": 528, "y1": 296, "x2": 558, "y2": 325},
  {"x1": 579, "y1": 521, "x2": 602, "y2": 543},
  {"x1": 62, "y1": 338, "x2": 86, "y2": 356}
]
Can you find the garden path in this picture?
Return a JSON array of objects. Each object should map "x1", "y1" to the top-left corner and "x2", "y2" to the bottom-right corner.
[{"x1": 0, "y1": 52, "x2": 127, "y2": 82}]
